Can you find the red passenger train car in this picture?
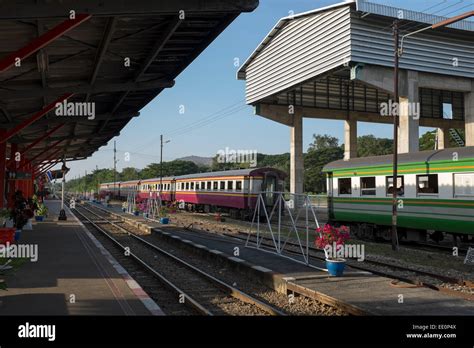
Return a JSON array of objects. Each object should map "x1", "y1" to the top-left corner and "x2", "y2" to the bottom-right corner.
[{"x1": 99, "y1": 168, "x2": 286, "y2": 218}]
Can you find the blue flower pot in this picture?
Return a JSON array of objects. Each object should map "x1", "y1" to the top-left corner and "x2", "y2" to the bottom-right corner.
[
  {"x1": 134, "y1": 211, "x2": 139, "y2": 216},
  {"x1": 122, "y1": 208, "x2": 126, "y2": 212},
  {"x1": 326, "y1": 259, "x2": 346, "y2": 277},
  {"x1": 160, "y1": 217, "x2": 169, "y2": 224},
  {"x1": 35, "y1": 216, "x2": 44, "y2": 222},
  {"x1": 14, "y1": 230, "x2": 21, "y2": 242}
]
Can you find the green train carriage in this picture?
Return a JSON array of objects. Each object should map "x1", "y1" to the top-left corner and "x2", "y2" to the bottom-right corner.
[{"x1": 323, "y1": 146, "x2": 474, "y2": 242}]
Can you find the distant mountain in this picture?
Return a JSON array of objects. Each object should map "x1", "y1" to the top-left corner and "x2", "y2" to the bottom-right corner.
[{"x1": 177, "y1": 155, "x2": 213, "y2": 167}]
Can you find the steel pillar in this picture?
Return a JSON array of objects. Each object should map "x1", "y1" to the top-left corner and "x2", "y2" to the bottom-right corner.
[
  {"x1": 0, "y1": 130, "x2": 6, "y2": 208},
  {"x1": 8, "y1": 143, "x2": 18, "y2": 207}
]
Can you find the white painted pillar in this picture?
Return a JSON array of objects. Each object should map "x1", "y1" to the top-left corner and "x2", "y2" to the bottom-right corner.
[
  {"x1": 436, "y1": 128, "x2": 450, "y2": 150},
  {"x1": 344, "y1": 117, "x2": 357, "y2": 160},
  {"x1": 465, "y1": 81, "x2": 474, "y2": 147},
  {"x1": 398, "y1": 71, "x2": 419, "y2": 153},
  {"x1": 290, "y1": 112, "x2": 303, "y2": 195}
]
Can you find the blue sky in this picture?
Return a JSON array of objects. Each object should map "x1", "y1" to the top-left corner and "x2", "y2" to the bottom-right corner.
[{"x1": 64, "y1": 0, "x2": 473, "y2": 178}]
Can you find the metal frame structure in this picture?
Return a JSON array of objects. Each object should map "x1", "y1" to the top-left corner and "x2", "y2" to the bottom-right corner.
[{"x1": 245, "y1": 192, "x2": 324, "y2": 270}]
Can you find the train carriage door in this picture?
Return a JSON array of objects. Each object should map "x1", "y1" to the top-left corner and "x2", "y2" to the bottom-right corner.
[
  {"x1": 327, "y1": 172, "x2": 334, "y2": 221},
  {"x1": 170, "y1": 180, "x2": 176, "y2": 202},
  {"x1": 262, "y1": 173, "x2": 277, "y2": 207}
]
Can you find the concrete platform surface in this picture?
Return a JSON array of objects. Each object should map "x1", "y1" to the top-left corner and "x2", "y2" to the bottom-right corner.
[{"x1": 0, "y1": 200, "x2": 161, "y2": 315}]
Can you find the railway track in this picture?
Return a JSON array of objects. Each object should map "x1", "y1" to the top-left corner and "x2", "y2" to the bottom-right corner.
[
  {"x1": 70, "y1": 203, "x2": 286, "y2": 316},
  {"x1": 225, "y1": 232, "x2": 474, "y2": 300}
]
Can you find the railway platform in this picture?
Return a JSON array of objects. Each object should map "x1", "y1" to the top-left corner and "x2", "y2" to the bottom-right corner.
[
  {"x1": 95, "y1": 201, "x2": 474, "y2": 316},
  {"x1": 0, "y1": 200, "x2": 162, "y2": 315}
]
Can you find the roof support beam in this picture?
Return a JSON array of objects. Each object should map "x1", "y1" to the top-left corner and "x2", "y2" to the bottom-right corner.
[
  {"x1": 6, "y1": 124, "x2": 64, "y2": 166},
  {"x1": 99, "y1": 18, "x2": 182, "y2": 132},
  {"x1": 19, "y1": 139, "x2": 66, "y2": 169},
  {"x1": 0, "y1": 1, "x2": 259, "y2": 19},
  {"x1": 30, "y1": 147, "x2": 64, "y2": 167},
  {"x1": 1, "y1": 94, "x2": 73, "y2": 143},
  {"x1": 256, "y1": 104, "x2": 465, "y2": 129},
  {"x1": 0, "y1": 14, "x2": 91, "y2": 73},
  {"x1": 0, "y1": 80, "x2": 173, "y2": 99}
]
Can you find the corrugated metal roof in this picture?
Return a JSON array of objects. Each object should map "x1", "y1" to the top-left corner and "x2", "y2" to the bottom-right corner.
[
  {"x1": 237, "y1": 0, "x2": 355, "y2": 80},
  {"x1": 323, "y1": 146, "x2": 474, "y2": 171},
  {"x1": 356, "y1": 0, "x2": 474, "y2": 31}
]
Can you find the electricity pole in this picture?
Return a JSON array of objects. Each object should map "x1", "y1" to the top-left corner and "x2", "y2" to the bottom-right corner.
[
  {"x1": 160, "y1": 135, "x2": 170, "y2": 194},
  {"x1": 160, "y1": 135, "x2": 163, "y2": 194},
  {"x1": 96, "y1": 165, "x2": 99, "y2": 199},
  {"x1": 113, "y1": 140, "x2": 117, "y2": 199},
  {"x1": 391, "y1": 20, "x2": 400, "y2": 251}
]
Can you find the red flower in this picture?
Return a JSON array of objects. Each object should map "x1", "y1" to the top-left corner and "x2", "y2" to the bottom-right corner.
[{"x1": 315, "y1": 224, "x2": 350, "y2": 249}]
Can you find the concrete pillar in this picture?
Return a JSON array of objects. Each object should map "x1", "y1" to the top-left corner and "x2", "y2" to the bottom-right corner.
[
  {"x1": 0, "y1": 131, "x2": 6, "y2": 208},
  {"x1": 398, "y1": 71, "x2": 419, "y2": 153},
  {"x1": 344, "y1": 117, "x2": 357, "y2": 160},
  {"x1": 437, "y1": 128, "x2": 450, "y2": 150},
  {"x1": 465, "y1": 82, "x2": 474, "y2": 147},
  {"x1": 290, "y1": 112, "x2": 303, "y2": 195}
]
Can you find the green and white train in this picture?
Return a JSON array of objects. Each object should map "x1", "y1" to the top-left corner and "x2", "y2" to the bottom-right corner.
[{"x1": 323, "y1": 146, "x2": 474, "y2": 243}]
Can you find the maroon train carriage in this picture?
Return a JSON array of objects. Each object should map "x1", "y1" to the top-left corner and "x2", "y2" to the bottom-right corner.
[{"x1": 174, "y1": 168, "x2": 286, "y2": 219}]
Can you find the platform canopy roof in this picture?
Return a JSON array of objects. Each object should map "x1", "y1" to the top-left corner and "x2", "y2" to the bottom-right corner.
[{"x1": 0, "y1": 0, "x2": 258, "y2": 165}]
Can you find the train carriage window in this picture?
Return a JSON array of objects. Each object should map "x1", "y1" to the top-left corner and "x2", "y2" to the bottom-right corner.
[
  {"x1": 220, "y1": 181, "x2": 225, "y2": 190},
  {"x1": 454, "y1": 173, "x2": 474, "y2": 196},
  {"x1": 361, "y1": 177, "x2": 376, "y2": 196},
  {"x1": 338, "y1": 178, "x2": 352, "y2": 195},
  {"x1": 386, "y1": 176, "x2": 404, "y2": 196},
  {"x1": 417, "y1": 174, "x2": 438, "y2": 194},
  {"x1": 185, "y1": 182, "x2": 189, "y2": 190},
  {"x1": 213, "y1": 181, "x2": 218, "y2": 190},
  {"x1": 201, "y1": 182, "x2": 205, "y2": 190},
  {"x1": 236, "y1": 181, "x2": 242, "y2": 191},
  {"x1": 207, "y1": 181, "x2": 211, "y2": 190},
  {"x1": 190, "y1": 182, "x2": 194, "y2": 190},
  {"x1": 227, "y1": 181, "x2": 233, "y2": 190}
]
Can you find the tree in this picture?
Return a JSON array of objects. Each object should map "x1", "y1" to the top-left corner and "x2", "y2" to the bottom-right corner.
[
  {"x1": 120, "y1": 167, "x2": 139, "y2": 181},
  {"x1": 308, "y1": 134, "x2": 339, "y2": 151},
  {"x1": 419, "y1": 130, "x2": 436, "y2": 151},
  {"x1": 356, "y1": 135, "x2": 393, "y2": 157},
  {"x1": 305, "y1": 135, "x2": 344, "y2": 193}
]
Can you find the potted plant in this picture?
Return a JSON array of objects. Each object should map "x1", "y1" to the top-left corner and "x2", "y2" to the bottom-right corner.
[
  {"x1": 133, "y1": 203, "x2": 140, "y2": 216},
  {"x1": 35, "y1": 203, "x2": 48, "y2": 222},
  {"x1": 315, "y1": 224, "x2": 350, "y2": 277},
  {"x1": 159, "y1": 206, "x2": 169, "y2": 224},
  {"x1": 0, "y1": 208, "x2": 10, "y2": 227}
]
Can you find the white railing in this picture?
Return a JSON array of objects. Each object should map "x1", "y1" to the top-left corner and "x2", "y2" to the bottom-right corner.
[{"x1": 245, "y1": 192, "x2": 325, "y2": 270}]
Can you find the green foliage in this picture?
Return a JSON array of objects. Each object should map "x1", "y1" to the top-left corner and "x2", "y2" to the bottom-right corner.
[
  {"x1": 35, "y1": 203, "x2": 48, "y2": 217},
  {"x1": 419, "y1": 130, "x2": 436, "y2": 151},
  {"x1": 305, "y1": 135, "x2": 344, "y2": 193},
  {"x1": 419, "y1": 129, "x2": 464, "y2": 151},
  {"x1": 356, "y1": 135, "x2": 393, "y2": 157}
]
